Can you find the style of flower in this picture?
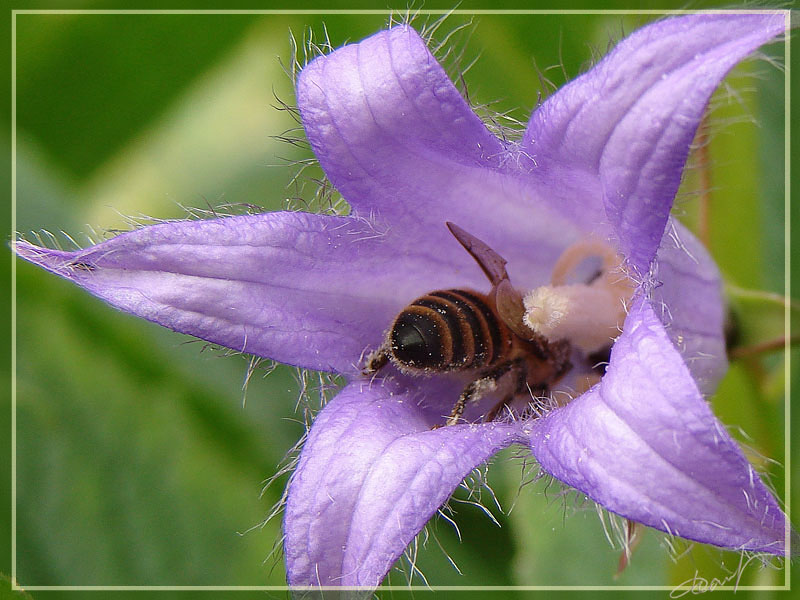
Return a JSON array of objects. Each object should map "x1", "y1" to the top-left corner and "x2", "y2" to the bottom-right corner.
[{"x1": 14, "y1": 12, "x2": 789, "y2": 590}]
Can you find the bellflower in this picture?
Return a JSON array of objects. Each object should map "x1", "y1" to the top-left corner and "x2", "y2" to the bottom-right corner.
[{"x1": 14, "y1": 12, "x2": 789, "y2": 590}]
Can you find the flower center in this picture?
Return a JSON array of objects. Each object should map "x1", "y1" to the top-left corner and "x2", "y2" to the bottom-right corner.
[{"x1": 522, "y1": 239, "x2": 635, "y2": 354}]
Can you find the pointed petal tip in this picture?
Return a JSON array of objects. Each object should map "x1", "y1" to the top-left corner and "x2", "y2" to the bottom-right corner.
[
  {"x1": 13, "y1": 239, "x2": 89, "y2": 280},
  {"x1": 284, "y1": 378, "x2": 528, "y2": 588},
  {"x1": 524, "y1": 11, "x2": 787, "y2": 274},
  {"x1": 13, "y1": 238, "x2": 45, "y2": 261}
]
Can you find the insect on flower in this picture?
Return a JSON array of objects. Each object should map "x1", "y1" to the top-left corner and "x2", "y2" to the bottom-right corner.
[{"x1": 364, "y1": 222, "x2": 635, "y2": 426}]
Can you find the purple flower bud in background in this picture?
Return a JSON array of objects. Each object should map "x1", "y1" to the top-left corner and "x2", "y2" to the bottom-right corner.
[{"x1": 14, "y1": 11, "x2": 790, "y2": 592}]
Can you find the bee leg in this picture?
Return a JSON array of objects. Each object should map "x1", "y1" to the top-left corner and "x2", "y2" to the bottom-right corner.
[
  {"x1": 483, "y1": 362, "x2": 527, "y2": 423},
  {"x1": 444, "y1": 359, "x2": 522, "y2": 427},
  {"x1": 362, "y1": 345, "x2": 389, "y2": 376}
]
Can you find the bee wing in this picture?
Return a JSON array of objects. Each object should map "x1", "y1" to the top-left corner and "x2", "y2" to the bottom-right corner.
[
  {"x1": 446, "y1": 222, "x2": 508, "y2": 285},
  {"x1": 494, "y1": 279, "x2": 534, "y2": 340},
  {"x1": 447, "y1": 222, "x2": 544, "y2": 343}
]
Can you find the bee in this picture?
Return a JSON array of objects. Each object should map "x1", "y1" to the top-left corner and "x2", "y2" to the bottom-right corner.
[{"x1": 364, "y1": 222, "x2": 572, "y2": 426}]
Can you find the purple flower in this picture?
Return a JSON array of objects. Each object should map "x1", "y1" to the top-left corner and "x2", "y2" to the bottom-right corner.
[{"x1": 14, "y1": 12, "x2": 789, "y2": 589}]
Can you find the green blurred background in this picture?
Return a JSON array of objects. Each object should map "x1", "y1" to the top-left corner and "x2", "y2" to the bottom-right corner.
[{"x1": 5, "y1": 2, "x2": 796, "y2": 599}]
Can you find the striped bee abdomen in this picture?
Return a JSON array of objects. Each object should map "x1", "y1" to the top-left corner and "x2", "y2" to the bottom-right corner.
[
  {"x1": 364, "y1": 223, "x2": 576, "y2": 428},
  {"x1": 388, "y1": 289, "x2": 509, "y2": 373}
]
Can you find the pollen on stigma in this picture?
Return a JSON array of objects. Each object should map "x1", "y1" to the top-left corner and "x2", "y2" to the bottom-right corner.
[{"x1": 522, "y1": 239, "x2": 636, "y2": 354}]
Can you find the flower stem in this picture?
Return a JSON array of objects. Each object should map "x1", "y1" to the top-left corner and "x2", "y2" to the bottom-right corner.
[
  {"x1": 725, "y1": 284, "x2": 800, "y2": 313},
  {"x1": 729, "y1": 335, "x2": 800, "y2": 359}
]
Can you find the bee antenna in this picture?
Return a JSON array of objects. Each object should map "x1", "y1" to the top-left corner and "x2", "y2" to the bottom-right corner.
[{"x1": 446, "y1": 221, "x2": 509, "y2": 285}]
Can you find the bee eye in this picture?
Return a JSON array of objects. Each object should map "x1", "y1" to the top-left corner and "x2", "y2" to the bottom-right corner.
[{"x1": 391, "y1": 311, "x2": 445, "y2": 369}]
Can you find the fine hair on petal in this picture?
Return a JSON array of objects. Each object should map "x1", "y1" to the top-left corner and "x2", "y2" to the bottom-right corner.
[
  {"x1": 457, "y1": 462, "x2": 504, "y2": 524},
  {"x1": 389, "y1": 458, "x2": 510, "y2": 584},
  {"x1": 294, "y1": 366, "x2": 342, "y2": 417},
  {"x1": 249, "y1": 366, "x2": 340, "y2": 563},
  {"x1": 394, "y1": 526, "x2": 434, "y2": 589},
  {"x1": 240, "y1": 355, "x2": 278, "y2": 408},
  {"x1": 17, "y1": 200, "x2": 265, "y2": 258},
  {"x1": 594, "y1": 504, "x2": 632, "y2": 552},
  {"x1": 670, "y1": 45, "x2": 784, "y2": 220},
  {"x1": 394, "y1": 511, "x2": 461, "y2": 585},
  {"x1": 274, "y1": 24, "x2": 350, "y2": 217}
]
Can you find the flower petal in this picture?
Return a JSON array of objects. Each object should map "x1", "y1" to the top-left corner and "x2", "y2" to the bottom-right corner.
[
  {"x1": 528, "y1": 296, "x2": 787, "y2": 554},
  {"x1": 524, "y1": 12, "x2": 786, "y2": 273},
  {"x1": 14, "y1": 212, "x2": 495, "y2": 374},
  {"x1": 652, "y1": 218, "x2": 727, "y2": 395},
  {"x1": 284, "y1": 377, "x2": 526, "y2": 588},
  {"x1": 297, "y1": 24, "x2": 586, "y2": 290}
]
